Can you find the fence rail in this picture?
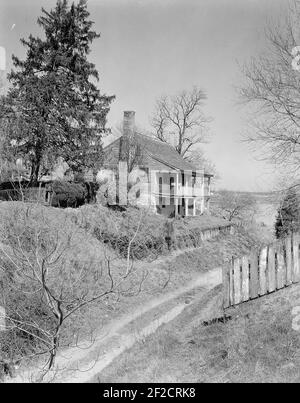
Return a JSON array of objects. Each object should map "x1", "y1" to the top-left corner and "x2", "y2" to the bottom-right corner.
[
  {"x1": 223, "y1": 233, "x2": 300, "y2": 308},
  {"x1": 176, "y1": 223, "x2": 234, "y2": 249},
  {"x1": 199, "y1": 224, "x2": 234, "y2": 241}
]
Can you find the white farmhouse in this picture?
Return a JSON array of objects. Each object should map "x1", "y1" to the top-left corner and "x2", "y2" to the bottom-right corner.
[{"x1": 101, "y1": 111, "x2": 213, "y2": 217}]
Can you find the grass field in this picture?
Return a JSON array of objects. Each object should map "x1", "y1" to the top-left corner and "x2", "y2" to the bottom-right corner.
[{"x1": 96, "y1": 282, "x2": 300, "y2": 383}]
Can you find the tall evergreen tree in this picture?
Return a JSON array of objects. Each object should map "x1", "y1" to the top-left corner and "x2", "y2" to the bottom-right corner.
[
  {"x1": 0, "y1": 0, "x2": 114, "y2": 185},
  {"x1": 275, "y1": 187, "x2": 300, "y2": 239}
]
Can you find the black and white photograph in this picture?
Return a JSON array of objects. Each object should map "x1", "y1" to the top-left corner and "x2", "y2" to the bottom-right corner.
[{"x1": 1, "y1": 0, "x2": 300, "y2": 387}]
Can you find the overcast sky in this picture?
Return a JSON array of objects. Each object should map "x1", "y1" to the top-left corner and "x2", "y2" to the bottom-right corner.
[{"x1": 0, "y1": 0, "x2": 288, "y2": 191}]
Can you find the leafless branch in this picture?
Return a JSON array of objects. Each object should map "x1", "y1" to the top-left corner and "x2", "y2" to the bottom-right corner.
[{"x1": 150, "y1": 86, "x2": 211, "y2": 158}]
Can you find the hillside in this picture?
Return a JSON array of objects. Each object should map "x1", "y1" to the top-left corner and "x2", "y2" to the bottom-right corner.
[
  {"x1": 0, "y1": 201, "x2": 263, "y2": 381},
  {"x1": 96, "y1": 281, "x2": 300, "y2": 383}
]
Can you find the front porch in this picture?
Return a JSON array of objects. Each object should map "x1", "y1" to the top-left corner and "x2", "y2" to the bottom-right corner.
[
  {"x1": 156, "y1": 196, "x2": 197, "y2": 217},
  {"x1": 151, "y1": 169, "x2": 212, "y2": 218}
]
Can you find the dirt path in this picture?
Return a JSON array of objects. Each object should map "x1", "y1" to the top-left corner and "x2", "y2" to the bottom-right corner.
[{"x1": 9, "y1": 266, "x2": 222, "y2": 383}]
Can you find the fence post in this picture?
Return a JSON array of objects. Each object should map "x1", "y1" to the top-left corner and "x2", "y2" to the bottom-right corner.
[
  {"x1": 241, "y1": 256, "x2": 250, "y2": 302},
  {"x1": 259, "y1": 247, "x2": 268, "y2": 296},
  {"x1": 233, "y1": 258, "x2": 242, "y2": 305},
  {"x1": 222, "y1": 263, "x2": 231, "y2": 309},
  {"x1": 0, "y1": 306, "x2": 6, "y2": 331},
  {"x1": 250, "y1": 251, "x2": 259, "y2": 299},
  {"x1": 285, "y1": 236, "x2": 293, "y2": 286},
  {"x1": 277, "y1": 242, "x2": 285, "y2": 289},
  {"x1": 293, "y1": 234, "x2": 300, "y2": 283},
  {"x1": 267, "y1": 245, "x2": 276, "y2": 293}
]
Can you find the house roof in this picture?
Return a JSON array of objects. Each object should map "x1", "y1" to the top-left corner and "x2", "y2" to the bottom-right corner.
[
  {"x1": 103, "y1": 133, "x2": 198, "y2": 172},
  {"x1": 135, "y1": 134, "x2": 197, "y2": 171}
]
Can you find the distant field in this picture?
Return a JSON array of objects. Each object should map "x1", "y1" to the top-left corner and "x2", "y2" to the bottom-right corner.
[
  {"x1": 254, "y1": 202, "x2": 278, "y2": 229},
  {"x1": 252, "y1": 191, "x2": 279, "y2": 231},
  {"x1": 212, "y1": 190, "x2": 279, "y2": 230}
]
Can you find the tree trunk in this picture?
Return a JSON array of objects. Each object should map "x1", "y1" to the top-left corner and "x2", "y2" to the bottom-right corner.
[{"x1": 29, "y1": 158, "x2": 41, "y2": 187}]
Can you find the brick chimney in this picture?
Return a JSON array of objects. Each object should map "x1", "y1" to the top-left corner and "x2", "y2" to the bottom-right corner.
[
  {"x1": 118, "y1": 111, "x2": 135, "y2": 206},
  {"x1": 123, "y1": 111, "x2": 135, "y2": 138},
  {"x1": 119, "y1": 111, "x2": 135, "y2": 161}
]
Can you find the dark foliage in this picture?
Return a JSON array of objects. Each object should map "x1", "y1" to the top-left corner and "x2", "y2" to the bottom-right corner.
[
  {"x1": 0, "y1": 0, "x2": 114, "y2": 185},
  {"x1": 51, "y1": 180, "x2": 87, "y2": 208},
  {"x1": 0, "y1": 181, "x2": 30, "y2": 191},
  {"x1": 275, "y1": 187, "x2": 300, "y2": 239}
]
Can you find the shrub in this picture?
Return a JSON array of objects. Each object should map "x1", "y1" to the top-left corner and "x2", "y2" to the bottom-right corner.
[
  {"x1": 50, "y1": 180, "x2": 87, "y2": 208},
  {"x1": 0, "y1": 180, "x2": 30, "y2": 191},
  {"x1": 0, "y1": 181, "x2": 29, "y2": 201},
  {"x1": 86, "y1": 205, "x2": 168, "y2": 260},
  {"x1": 275, "y1": 187, "x2": 300, "y2": 239},
  {"x1": 78, "y1": 205, "x2": 233, "y2": 260}
]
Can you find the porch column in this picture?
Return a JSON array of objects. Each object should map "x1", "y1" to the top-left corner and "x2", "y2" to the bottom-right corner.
[
  {"x1": 201, "y1": 177, "x2": 205, "y2": 213},
  {"x1": 207, "y1": 176, "x2": 211, "y2": 212},
  {"x1": 185, "y1": 198, "x2": 189, "y2": 217},
  {"x1": 193, "y1": 199, "x2": 196, "y2": 216},
  {"x1": 175, "y1": 172, "x2": 180, "y2": 216},
  {"x1": 208, "y1": 176, "x2": 211, "y2": 195}
]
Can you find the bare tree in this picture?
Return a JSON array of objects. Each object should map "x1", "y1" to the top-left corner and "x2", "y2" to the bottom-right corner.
[
  {"x1": 240, "y1": 1, "x2": 300, "y2": 171},
  {"x1": 186, "y1": 148, "x2": 219, "y2": 179},
  {"x1": 151, "y1": 86, "x2": 211, "y2": 158},
  {"x1": 0, "y1": 203, "x2": 148, "y2": 380},
  {"x1": 212, "y1": 190, "x2": 257, "y2": 222}
]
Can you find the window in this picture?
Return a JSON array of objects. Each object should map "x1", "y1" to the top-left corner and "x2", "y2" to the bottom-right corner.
[{"x1": 192, "y1": 175, "x2": 196, "y2": 188}]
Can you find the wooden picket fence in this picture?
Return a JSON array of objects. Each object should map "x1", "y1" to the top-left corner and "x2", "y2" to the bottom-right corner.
[{"x1": 223, "y1": 233, "x2": 300, "y2": 308}]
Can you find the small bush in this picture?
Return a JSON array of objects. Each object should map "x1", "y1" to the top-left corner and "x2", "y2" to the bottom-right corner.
[
  {"x1": 51, "y1": 180, "x2": 87, "y2": 208},
  {"x1": 82, "y1": 205, "x2": 168, "y2": 260},
  {"x1": 275, "y1": 187, "x2": 300, "y2": 239},
  {"x1": 0, "y1": 181, "x2": 32, "y2": 201},
  {"x1": 0, "y1": 180, "x2": 30, "y2": 191}
]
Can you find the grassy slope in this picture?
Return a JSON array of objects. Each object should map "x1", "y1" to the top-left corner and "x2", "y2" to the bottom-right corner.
[
  {"x1": 74, "y1": 204, "x2": 234, "y2": 262},
  {"x1": 97, "y1": 282, "x2": 300, "y2": 383},
  {"x1": 0, "y1": 201, "x2": 265, "y2": 371},
  {"x1": 0, "y1": 202, "x2": 263, "y2": 309}
]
